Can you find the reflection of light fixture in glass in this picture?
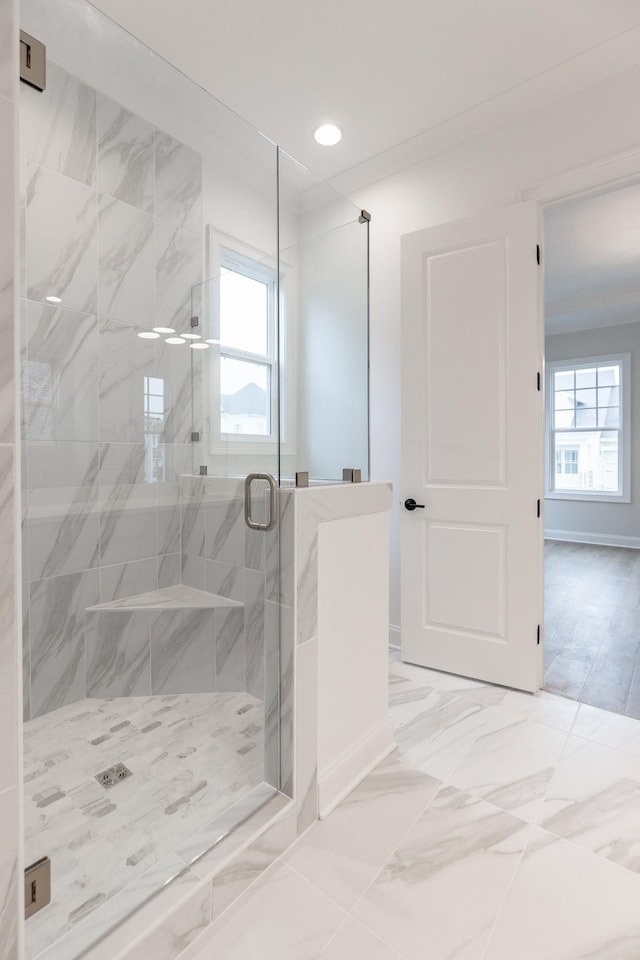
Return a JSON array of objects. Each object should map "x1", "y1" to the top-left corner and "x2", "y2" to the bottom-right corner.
[
  {"x1": 205, "y1": 339, "x2": 220, "y2": 344},
  {"x1": 313, "y1": 123, "x2": 342, "y2": 146},
  {"x1": 181, "y1": 333, "x2": 201, "y2": 340},
  {"x1": 46, "y1": 295, "x2": 62, "y2": 303},
  {"x1": 153, "y1": 326, "x2": 175, "y2": 334},
  {"x1": 190, "y1": 342, "x2": 209, "y2": 350},
  {"x1": 138, "y1": 331, "x2": 160, "y2": 339},
  {"x1": 165, "y1": 337, "x2": 186, "y2": 344}
]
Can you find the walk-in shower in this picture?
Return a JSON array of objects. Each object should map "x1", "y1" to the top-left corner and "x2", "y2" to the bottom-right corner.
[{"x1": 19, "y1": 0, "x2": 369, "y2": 956}]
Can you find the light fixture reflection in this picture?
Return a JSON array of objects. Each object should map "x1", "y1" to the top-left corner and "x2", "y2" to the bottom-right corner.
[
  {"x1": 165, "y1": 337, "x2": 186, "y2": 345},
  {"x1": 313, "y1": 123, "x2": 342, "y2": 146},
  {"x1": 190, "y1": 342, "x2": 209, "y2": 350},
  {"x1": 153, "y1": 326, "x2": 175, "y2": 334},
  {"x1": 205, "y1": 338, "x2": 220, "y2": 344},
  {"x1": 181, "y1": 333, "x2": 201, "y2": 340},
  {"x1": 138, "y1": 331, "x2": 160, "y2": 339},
  {"x1": 46, "y1": 295, "x2": 62, "y2": 303}
]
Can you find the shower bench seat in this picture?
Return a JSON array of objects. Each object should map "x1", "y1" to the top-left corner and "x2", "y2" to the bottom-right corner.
[{"x1": 84, "y1": 585, "x2": 246, "y2": 698}]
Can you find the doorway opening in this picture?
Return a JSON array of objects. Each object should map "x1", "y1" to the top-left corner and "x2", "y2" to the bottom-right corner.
[{"x1": 542, "y1": 180, "x2": 640, "y2": 718}]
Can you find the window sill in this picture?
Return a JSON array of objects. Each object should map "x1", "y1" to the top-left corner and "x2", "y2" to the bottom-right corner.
[{"x1": 545, "y1": 490, "x2": 630, "y2": 504}]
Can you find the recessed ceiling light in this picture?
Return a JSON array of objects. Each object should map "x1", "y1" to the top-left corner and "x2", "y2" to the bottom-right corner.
[
  {"x1": 313, "y1": 123, "x2": 342, "y2": 146},
  {"x1": 190, "y1": 342, "x2": 209, "y2": 350},
  {"x1": 165, "y1": 337, "x2": 186, "y2": 345},
  {"x1": 137, "y1": 331, "x2": 160, "y2": 339},
  {"x1": 181, "y1": 333, "x2": 201, "y2": 340},
  {"x1": 153, "y1": 326, "x2": 175, "y2": 334},
  {"x1": 45, "y1": 295, "x2": 62, "y2": 303}
]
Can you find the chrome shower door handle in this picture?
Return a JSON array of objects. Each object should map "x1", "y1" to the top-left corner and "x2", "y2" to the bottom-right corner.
[{"x1": 244, "y1": 473, "x2": 277, "y2": 532}]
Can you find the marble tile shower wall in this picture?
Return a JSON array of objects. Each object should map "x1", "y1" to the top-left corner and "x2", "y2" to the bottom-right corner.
[{"x1": 20, "y1": 62, "x2": 204, "y2": 720}]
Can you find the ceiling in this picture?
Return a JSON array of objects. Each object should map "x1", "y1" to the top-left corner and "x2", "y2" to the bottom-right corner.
[
  {"x1": 88, "y1": 0, "x2": 640, "y2": 194},
  {"x1": 82, "y1": 0, "x2": 640, "y2": 333},
  {"x1": 545, "y1": 181, "x2": 640, "y2": 336}
]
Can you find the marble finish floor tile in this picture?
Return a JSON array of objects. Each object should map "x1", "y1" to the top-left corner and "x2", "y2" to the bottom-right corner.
[
  {"x1": 285, "y1": 752, "x2": 441, "y2": 912},
  {"x1": 572, "y1": 701, "x2": 640, "y2": 756},
  {"x1": 485, "y1": 828, "x2": 640, "y2": 959},
  {"x1": 182, "y1": 861, "x2": 345, "y2": 960},
  {"x1": 499, "y1": 687, "x2": 579, "y2": 732},
  {"x1": 539, "y1": 733, "x2": 640, "y2": 875},
  {"x1": 182, "y1": 662, "x2": 640, "y2": 960},
  {"x1": 447, "y1": 711, "x2": 568, "y2": 822},
  {"x1": 23, "y1": 690, "x2": 265, "y2": 957},
  {"x1": 389, "y1": 673, "x2": 488, "y2": 780},
  {"x1": 320, "y1": 918, "x2": 405, "y2": 960},
  {"x1": 352, "y1": 785, "x2": 531, "y2": 960}
]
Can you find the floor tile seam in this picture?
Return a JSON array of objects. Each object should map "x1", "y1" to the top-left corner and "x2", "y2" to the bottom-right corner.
[
  {"x1": 286, "y1": 775, "x2": 445, "y2": 921},
  {"x1": 276, "y1": 858, "x2": 350, "y2": 921},
  {"x1": 559, "y1": 728, "x2": 640, "y2": 764},
  {"x1": 203, "y1": 856, "x2": 349, "y2": 941},
  {"x1": 477, "y1": 817, "x2": 537, "y2": 960},
  {"x1": 535, "y1": 822, "x2": 640, "y2": 884},
  {"x1": 443, "y1": 720, "x2": 571, "y2": 808},
  {"x1": 449, "y1": 687, "x2": 511, "y2": 711},
  {"x1": 343, "y1": 785, "x2": 534, "y2": 960},
  {"x1": 321, "y1": 911, "x2": 410, "y2": 960},
  {"x1": 314, "y1": 911, "x2": 354, "y2": 959},
  {"x1": 387, "y1": 681, "x2": 443, "y2": 713},
  {"x1": 435, "y1": 702, "x2": 509, "y2": 790},
  {"x1": 623, "y1": 640, "x2": 640, "y2": 715}
]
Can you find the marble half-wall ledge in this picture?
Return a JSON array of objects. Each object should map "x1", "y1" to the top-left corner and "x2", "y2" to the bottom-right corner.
[{"x1": 294, "y1": 481, "x2": 393, "y2": 646}]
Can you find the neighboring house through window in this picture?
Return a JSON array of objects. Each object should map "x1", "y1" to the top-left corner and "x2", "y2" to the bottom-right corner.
[
  {"x1": 218, "y1": 248, "x2": 277, "y2": 441},
  {"x1": 546, "y1": 354, "x2": 630, "y2": 502}
]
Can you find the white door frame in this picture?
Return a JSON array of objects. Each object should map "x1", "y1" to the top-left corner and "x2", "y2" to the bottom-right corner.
[{"x1": 522, "y1": 145, "x2": 640, "y2": 689}]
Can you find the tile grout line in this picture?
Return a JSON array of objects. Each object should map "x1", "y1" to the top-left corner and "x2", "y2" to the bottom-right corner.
[
  {"x1": 477, "y1": 817, "x2": 537, "y2": 960},
  {"x1": 285, "y1": 856, "x2": 412, "y2": 960}
]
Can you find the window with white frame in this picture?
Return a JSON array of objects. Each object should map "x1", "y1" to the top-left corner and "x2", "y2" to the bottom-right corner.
[
  {"x1": 217, "y1": 247, "x2": 278, "y2": 441},
  {"x1": 546, "y1": 354, "x2": 630, "y2": 502}
]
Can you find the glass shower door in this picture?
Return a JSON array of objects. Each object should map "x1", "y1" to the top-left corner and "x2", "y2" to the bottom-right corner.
[{"x1": 189, "y1": 254, "x2": 282, "y2": 792}]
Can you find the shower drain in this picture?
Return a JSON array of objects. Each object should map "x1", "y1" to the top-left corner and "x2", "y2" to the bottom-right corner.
[{"x1": 95, "y1": 763, "x2": 133, "y2": 788}]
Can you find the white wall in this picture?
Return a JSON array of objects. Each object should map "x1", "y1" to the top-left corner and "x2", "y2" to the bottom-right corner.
[
  {"x1": 545, "y1": 320, "x2": 640, "y2": 544},
  {"x1": 349, "y1": 60, "x2": 640, "y2": 632}
]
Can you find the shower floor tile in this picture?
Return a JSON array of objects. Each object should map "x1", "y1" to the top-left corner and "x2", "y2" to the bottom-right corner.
[{"x1": 23, "y1": 691, "x2": 265, "y2": 957}]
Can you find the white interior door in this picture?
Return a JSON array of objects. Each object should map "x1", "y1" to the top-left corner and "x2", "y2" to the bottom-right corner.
[{"x1": 401, "y1": 201, "x2": 542, "y2": 692}]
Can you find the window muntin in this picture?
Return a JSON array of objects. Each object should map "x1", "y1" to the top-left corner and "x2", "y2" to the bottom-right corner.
[
  {"x1": 218, "y1": 248, "x2": 277, "y2": 440},
  {"x1": 546, "y1": 355, "x2": 629, "y2": 501}
]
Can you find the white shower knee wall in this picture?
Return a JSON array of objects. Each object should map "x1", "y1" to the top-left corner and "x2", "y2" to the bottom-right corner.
[{"x1": 317, "y1": 511, "x2": 394, "y2": 817}]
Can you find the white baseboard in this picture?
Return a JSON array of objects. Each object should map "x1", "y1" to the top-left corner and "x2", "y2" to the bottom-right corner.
[
  {"x1": 317, "y1": 717, "x2": 395, "y2": 819},
  {"x1": 388, "y1": 624, "x2": 401, "y2": 648},
  {"x1": 545, "y1": 529, "x2": 640, "y2": 550}
]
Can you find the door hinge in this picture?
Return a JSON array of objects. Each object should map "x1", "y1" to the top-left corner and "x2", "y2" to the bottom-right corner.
[
  {"x1": 20, "y1": 31, "x2": 46, "y2": 91},
  {"x1": 25, "y1": 856, "x2": 51, "y2": 919},
  {"x1": 537, "y1": 624, "x2": 540, "y2": 645},
  {"x1": 537, "y1": 499, "x2": 541, "y2": 518},
  {"x1": 537, "y1": 372, "x2": 541, "y2": 391},
  {"x1": 536, "y1": 244, "x2": 541, "y2": 265}
]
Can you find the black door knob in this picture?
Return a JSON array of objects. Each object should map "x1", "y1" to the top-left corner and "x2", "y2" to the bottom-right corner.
[{"x1": 404, "y1": 498, "x2": 425, "y2": 511}]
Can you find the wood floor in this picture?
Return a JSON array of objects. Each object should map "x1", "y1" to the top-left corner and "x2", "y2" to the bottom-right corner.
[{"x1": 544, "y1": 540, "x2": 640, "y2": 718}]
